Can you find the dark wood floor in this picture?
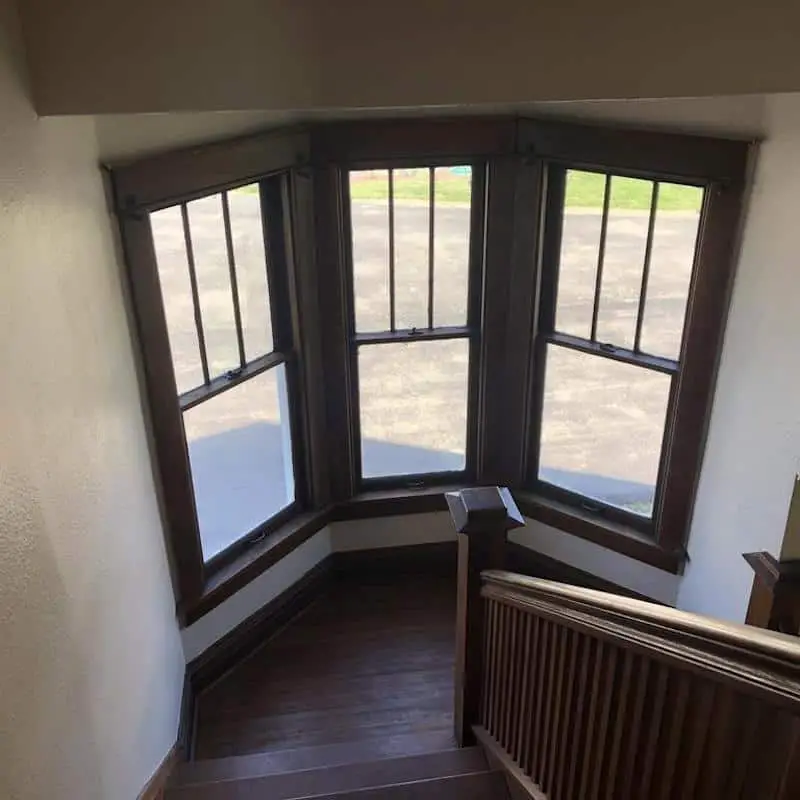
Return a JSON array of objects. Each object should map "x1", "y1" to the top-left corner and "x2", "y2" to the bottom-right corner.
[{"x1": 193, "y1": 573, "x2": 458, "y2": 760}]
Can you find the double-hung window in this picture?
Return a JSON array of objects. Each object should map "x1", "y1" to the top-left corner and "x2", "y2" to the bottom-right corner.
[
  {"x1": 148, "y1": 180, "x2": 300, "y2": 563},
  {"x1": 531, "y1": 169, "x2": 703, "y2": 529},
  {"x1": 344, "y1": 165, "x2": 482, "y2": 486}
]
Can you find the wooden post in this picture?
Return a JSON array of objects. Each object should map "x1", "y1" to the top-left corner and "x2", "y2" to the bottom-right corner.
[
  {"x1": 447, "y1": 486, "x2": 524, "y2": 747},
  {"x1": 743, "y1": 551, "x2": 800, "y2": 635}
]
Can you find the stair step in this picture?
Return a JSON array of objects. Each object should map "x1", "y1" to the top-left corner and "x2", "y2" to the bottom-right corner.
[
  {"x1": 166, "y1": 748, "x2": 494, "y2": 799},
  {"x1": 172, "y1": 730, "x2": 459, "y2": 787},
  {"x1": 168, "y1": 770, "x2": 506, "y2": 800}
]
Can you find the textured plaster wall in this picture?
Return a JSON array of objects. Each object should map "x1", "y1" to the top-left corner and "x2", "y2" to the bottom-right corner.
[
  {"x1": 676, "y1": 94, "x2": 800, "y2": 622},
  {"x1": 0, "y1": 2, "x2": 185, "y2": 798}
]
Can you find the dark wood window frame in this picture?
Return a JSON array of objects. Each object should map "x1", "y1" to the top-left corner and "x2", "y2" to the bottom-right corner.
[
  {"x1": 340, "y1": 159, "x2": 486, "y2": 492},
  {"x1": 110, "y1": 118, "x2": 750, "y2": 624}
]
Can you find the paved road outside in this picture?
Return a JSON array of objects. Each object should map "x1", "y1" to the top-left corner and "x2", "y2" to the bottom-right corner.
[{"x1": 151, "y1": 193, "x2": 700, "y2": 558}]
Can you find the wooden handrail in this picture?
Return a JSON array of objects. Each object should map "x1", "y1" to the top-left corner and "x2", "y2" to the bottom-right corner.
[
  {"x1": 483, "y1": 570, "x2": 800, "y2": 671},
  {"x1": 744, "y1": 550, "x2": 800, "y2": 635},
  {"x1": 449, "y1": 489, "x2": 800, "y2": 799},
  {"x1": 476, "y1": 570, "x2": 800, "y2": 798}
]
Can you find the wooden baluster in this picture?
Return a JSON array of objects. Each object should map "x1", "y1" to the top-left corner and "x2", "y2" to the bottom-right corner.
[
  {"x1": 553, "y1": 628, "x2": 579, "y2": 800},
  {"x1": 515, "y1": 614, "x2": 534, "y2": 768},
  {"x1": 639, "y1": 664, "x2": 669, "y2": 797},
  {"x1": 605, "y1": 650, "x2": 634, "y2": 799},
  {"x1": 447, "y1": 486, "x2": 524, "y2": 747},
  {"x1": 565, "y1": 634, "x2": 593, "y2": 800},
  {"x1": 619, "y1": 657, "x2": 650, "y2": 800},
  {"x1": 531, "y1": 618, "x2": 551, "y2": 779}
]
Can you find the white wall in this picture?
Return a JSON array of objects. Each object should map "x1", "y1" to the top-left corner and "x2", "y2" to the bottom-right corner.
[
  {"x1": 676, "y1": 94, "x2": 800, "y2": 623},
  {"x1": 0, "y1": 3, "x2": 185, "y2": 798},
  {"x1": 181, "y1": 515, "x2": 458, "y2": 661},
  {"x1": 512, "y1": 523, "x2": 680, "y2": 605},
  {"x1": 182, "y1": 530, "x2": 332, "y2": 662}
]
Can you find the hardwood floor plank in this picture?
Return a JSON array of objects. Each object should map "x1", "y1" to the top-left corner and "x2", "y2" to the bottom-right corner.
[{"x1": 194, "y1": 574, "x2": 458, "y2": 760}]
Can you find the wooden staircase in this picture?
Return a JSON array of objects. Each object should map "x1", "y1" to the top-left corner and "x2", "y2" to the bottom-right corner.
[
  {"x1": 166, "y1": 487, "x2": 800, "y2": 799},
  {"x1": 167, "y1": 745, "x2": 507, "y2": 799}
]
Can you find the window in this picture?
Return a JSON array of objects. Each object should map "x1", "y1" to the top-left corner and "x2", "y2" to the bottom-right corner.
[
  {"x1": 529, "y1": 169, "x2": 704, "y2": 531},
  {"x1": 148, "y1": 182, "x2": 300, "y2": 563},
  {"x1": 345, "y1": 166, "x2": 479, "y2": 484},
  {"x1": 112, "y1": 119, "x2": 748, "y2": 620}
]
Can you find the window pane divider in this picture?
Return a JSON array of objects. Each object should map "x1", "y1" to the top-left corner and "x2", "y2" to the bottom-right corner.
[
  {"x1": 546, "y1": 331, "x2": 678, "y2": 375},
  {"x1": 590, "y1": 174, "x2": 612, "y2": 342},
  {"x1": 634, "y1": 182, "x2": 660, "y2": 353},
  {"x1": 354, "y1": 325, "x2": 472, "y2": 346},
  {"x1": 220, "y1": 190, "x2": 247, "y2": 368},
  {"x1": 428, "y1": 166, "x2": 435, "y2": 329},
  {"x1": 179, "y1": 350, "x2": 288, "y2": 411},
  {"x1": 388, "y1": 168, "x2": 396, "y2": 332},
  {"x1": 180, "y1": 202, "x2": 211, "y2": 384}
]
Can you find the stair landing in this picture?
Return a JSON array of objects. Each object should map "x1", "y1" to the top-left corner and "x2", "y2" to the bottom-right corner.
[{"x1": 192, "y1": 572, "x2": 458, "y2": 761}]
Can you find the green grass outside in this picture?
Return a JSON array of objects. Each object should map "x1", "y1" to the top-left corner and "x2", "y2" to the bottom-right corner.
[
  {"x1": 234, "y1": 169, "x2": 702, "y2": 211},
  {"x1": 346, "y1": 170, "x2": 703, "y2": 211}
]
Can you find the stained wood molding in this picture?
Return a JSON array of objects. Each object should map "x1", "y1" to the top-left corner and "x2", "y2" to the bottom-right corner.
[
  {"x1": 178, "y1": 538, "x2": 662, "y2": 758},
  {"x1": 137, "y1": 744, "x2": 178, "y2": 800},
  {"x1": 743, "y1": 550, "x2": 800, "y2": 634}
]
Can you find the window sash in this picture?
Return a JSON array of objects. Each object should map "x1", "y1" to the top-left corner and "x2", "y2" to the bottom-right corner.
[
  {"x1": 343, "y1": 162, "x2": 485, "y2": 486},
  {"x1": 527, "y1": 161, "x2": 705, "y2": 538}
]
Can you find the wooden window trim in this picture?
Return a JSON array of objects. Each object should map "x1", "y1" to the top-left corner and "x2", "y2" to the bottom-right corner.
[
  {"x1": 112, "y1": 116, "x2": 751, "y2": 626},
  {"x1": 519, "y1": 124, "x2": 751, "y2": 561},
  {"x1": 112, "y1": 139, "x2": 313, "y2": 615},
  {"x1": 338, "y1": 158, "x2": 487, "y2": 492}
]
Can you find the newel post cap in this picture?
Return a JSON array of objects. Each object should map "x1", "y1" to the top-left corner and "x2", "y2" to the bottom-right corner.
[{"x1": 446, "y1": 486, "x2": 525, "y2": 535}]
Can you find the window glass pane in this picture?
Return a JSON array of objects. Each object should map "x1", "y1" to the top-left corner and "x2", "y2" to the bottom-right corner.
[
  {"x1": 228, "y1": 185, "x2": 274, "y2": 360},
  {"x1": 186, "y1": 193, "x2": 240, "y2": 379},
  {"x1": 359, "y1": 339, "x2": 468, "y2": 478},
  {"x1": 151, "y1": 206, "x2": 205, "y2": 393},
  {"x1": 184, "y1": 367, "x2": 295, "y2": 560},
  {"x1": 394, "y1": 167, "x2": 430, "y2": 330},
  {"x1": 640, "y1": 184, "x2": 703, "y2": 360},
  {"x1": 555, "y1": 170, "x2": 605, "y2": 339},
  {"x1": 350, "y1": 170, "x2": 390, "y2": 332},
  {"x1": 596, "y1": 176, "x2": 652, "y2": 349},
  {"x1": 433, "y1": 166, "x2": 472, "y2": 327},
  {"x1": 538, "y1": 346, "x2": 671, "y2": 518}
]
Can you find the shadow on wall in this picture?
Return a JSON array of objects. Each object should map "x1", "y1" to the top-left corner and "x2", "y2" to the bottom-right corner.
[{"x1": 188, "y1": 422, "x2": 654, "y2": 558}]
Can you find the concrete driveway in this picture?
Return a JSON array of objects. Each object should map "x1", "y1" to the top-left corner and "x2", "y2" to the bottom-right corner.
[{"x1": 151, "y1": 194, "x2": 700, "y2": 557}]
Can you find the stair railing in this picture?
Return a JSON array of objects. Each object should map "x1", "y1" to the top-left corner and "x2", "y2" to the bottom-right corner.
[{"x1": 449, "y1": 486, "x2": 800, "y2": 800}]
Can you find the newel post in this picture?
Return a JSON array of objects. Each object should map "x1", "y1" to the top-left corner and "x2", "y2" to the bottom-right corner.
[{"x1": 447, "y1": 486, "x2": 524, "y2": 747}]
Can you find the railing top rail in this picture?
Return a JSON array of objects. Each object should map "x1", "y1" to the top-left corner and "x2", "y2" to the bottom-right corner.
[{"x1": 483, "y1": 569, "x2": 800, "y2": 668}]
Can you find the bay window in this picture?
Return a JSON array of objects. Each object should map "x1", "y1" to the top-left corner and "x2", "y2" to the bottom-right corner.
[{"x1": 111, "y1": 119, "x2": 749, "y2": 621}]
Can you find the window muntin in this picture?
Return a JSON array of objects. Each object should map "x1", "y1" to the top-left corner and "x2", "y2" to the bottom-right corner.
[
  {"x1": 535, "y1": 169, "x2": 705, "y2": 524},
  {"x1": 348, "y1": 165, "x2": 475, "y2": 482},
  {"x1": 150, "y1": 182, "x2": 298, "y2": 562}
]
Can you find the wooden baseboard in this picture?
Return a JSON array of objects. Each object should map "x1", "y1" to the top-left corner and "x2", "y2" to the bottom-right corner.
[
  {"x1": 332, "y1": 541, "x2": 457, "y2": 582},
  {"x1": 176, "y1": 538, "x2": 650, "y2": 761},
  {"x1": 137, "y1": 744, "x2": 178, "y2": 800},
  {"x1": 188, "y1": 557, "x2": 333, "y2": 693}
]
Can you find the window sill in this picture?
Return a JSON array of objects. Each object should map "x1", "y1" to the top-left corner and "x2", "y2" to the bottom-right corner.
[
  {"x1": 180, "y1": 485, "x2": 466, "y2": 626},
  {"x1": 180, "y1": 483, "x2": 684, "y2": 625},
  {"x1": 182, "y1": 508, "x2": 332, "y2": 626},
  {"x1": 332, "y1": 483, "x2": 465, "y2": 520},
  {"x1": 513, "y1": 490, "x2": 685, "y2": 575}
]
